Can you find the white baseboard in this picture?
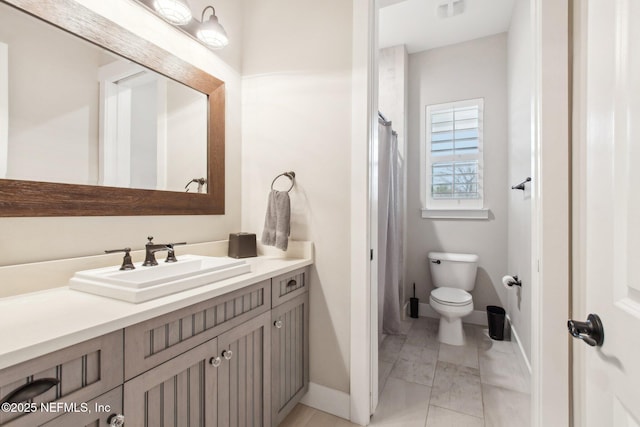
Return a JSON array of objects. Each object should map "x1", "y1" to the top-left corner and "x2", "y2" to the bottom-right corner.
[
  {"x1": 300, "y1": 382, "x2": 350, "y2": 420},
  {"x1": 506, "y1": 314, "x2": 532, "y2": 374},
  {"x1": 415, "y1": 302, "x2": 488, "y2": 326}
]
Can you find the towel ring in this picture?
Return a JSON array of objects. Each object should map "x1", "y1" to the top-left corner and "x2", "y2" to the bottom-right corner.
[{"x1": 271, "y1": 171, "x2": 296, "y2": 192}]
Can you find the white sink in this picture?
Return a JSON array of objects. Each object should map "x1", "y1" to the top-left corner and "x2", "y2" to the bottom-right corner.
[{"x1": 69, "y1": 255, "x2": 251, "y2": 303}]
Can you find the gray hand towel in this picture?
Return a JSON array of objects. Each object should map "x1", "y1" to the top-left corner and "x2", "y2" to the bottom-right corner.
[{"x1": 261, "y1": 190, "x2": 291, "y2": 251}]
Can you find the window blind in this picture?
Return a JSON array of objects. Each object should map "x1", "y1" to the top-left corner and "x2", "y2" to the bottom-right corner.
[{"x1": 428, "y1": 102, "x2": 481, "y2": 200}]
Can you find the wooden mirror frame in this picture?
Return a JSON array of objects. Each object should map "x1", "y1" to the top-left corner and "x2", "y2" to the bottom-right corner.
[{"x1": 0, "y1": 0, "x2": 225, "y2": 216}]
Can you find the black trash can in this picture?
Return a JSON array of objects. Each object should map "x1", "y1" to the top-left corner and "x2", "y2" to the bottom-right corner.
[{"x1": 486, "y1": 306, "x2": 506, "y2": 341}]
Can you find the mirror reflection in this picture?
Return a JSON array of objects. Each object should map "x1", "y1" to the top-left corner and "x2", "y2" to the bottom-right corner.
[{"x1": 0, "y1": 1, "x2": 208, "y2": 193}]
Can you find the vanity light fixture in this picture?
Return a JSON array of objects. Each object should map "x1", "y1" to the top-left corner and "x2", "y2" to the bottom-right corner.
[
  {"x1": 153, "y1": 0, "x2": 192, "y2": 25},
  {"x1": 196, "y1": 6, "x2": 229, "y2": 49},
  {"x1": 136, "y1": 0, "x2": 229, "y2": 50}
]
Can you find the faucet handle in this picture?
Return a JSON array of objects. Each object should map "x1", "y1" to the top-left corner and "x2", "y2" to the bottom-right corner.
[
  {"x1": 147, "y1": 236, "x2": 154, "y2": 245},
  {"x1": 165, "y1": 242, "x2": 187, "y2": 263},
  {"x1": 105, "y1": 248, "x2": 135, "y2": 270}
]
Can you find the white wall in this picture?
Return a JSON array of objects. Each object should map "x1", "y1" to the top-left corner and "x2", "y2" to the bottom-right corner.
[
  {"x1": 506, "y1": 0, "x2": 532, "y2": 362},
  {"x1": 0, "y1": 3, "x2": 100, "y2": 185},
  {"x1": 0, "y1": 0, "x2": 243, "y2": 285},
  {"x1": 406, "y1": 34, "x2": 509, "y2": 312},
  {"x1": 240, "y1": 0, "x2": 353, "y2": 395}
]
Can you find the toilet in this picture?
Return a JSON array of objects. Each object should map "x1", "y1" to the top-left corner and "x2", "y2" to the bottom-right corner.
[{"x1": 428, "y1": 252, "x2": 479, "y2": 346}]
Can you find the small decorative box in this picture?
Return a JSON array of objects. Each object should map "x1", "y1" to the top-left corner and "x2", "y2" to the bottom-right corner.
[{"x1": 228, "y1": 233, "x2": 257, "y2": 258}]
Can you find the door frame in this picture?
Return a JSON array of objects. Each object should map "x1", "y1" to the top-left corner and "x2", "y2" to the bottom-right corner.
[
  {"x1": 350, "y1": 0, "x2": 572, "y2": 425},
  {"x1": 350, "y1": 0, "x2": 377, "y2": 424},
  {"x1": 530, "y1": 0, "x2": 571, "y2": 425},
  {"x1": 369, "y1": 0, "x2": 380, "y2": 415},
  {"x1": 569, "y1": 1, "x2": 586, "y2": 425}
]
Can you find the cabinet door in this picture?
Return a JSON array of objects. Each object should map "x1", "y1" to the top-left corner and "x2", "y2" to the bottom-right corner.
[
  {"x1": 42, "y1": 387, "x2": 122, "y2": 427},
  {"x1": 217, "y1": 311, "x2": 271, "y2": 427},
  {"x1": 123, "y1": 338, "x2": 218, "y2": 427},
  {"x1": 271, "y1": 293, "x2": 309, "y2": 426}
]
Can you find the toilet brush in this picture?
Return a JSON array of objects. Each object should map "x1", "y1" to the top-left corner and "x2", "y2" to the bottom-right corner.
[{"x1": 410, "y1": 283, "x2": 419, "y2": 318}]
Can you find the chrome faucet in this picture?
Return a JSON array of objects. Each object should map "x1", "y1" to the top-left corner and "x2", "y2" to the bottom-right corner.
[{"x1": 143, "y1": 237, "x2": 187, "y2": 266}]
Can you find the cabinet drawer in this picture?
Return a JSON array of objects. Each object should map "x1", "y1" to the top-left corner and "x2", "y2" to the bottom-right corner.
[
  {"x1": 271, "y1": 267, "x2": 309, "y2": 307},
  {"x1": 124, "y1": 280, "x2": 270, "y2": 380},
  {"x1": 0, "y1": 331, "x2": 123, "y2": 427},
  {"x1": 42, "y1": 386, "x2": 122, "y2": 427}
]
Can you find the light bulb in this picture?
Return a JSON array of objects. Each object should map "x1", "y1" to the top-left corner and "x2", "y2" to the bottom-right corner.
[{"x1": 153, "y1": 0, "x2": 192, "y2": 25}]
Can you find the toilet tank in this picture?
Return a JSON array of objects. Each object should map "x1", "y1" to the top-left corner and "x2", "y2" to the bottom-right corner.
[{"x1": 428, "y1": 252, "x2": 479, "y2": 291}]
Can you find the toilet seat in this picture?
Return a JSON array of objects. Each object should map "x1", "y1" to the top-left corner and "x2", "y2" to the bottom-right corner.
[{"x1": 430, "y1": 287, "x2": 472, "y2": 306}]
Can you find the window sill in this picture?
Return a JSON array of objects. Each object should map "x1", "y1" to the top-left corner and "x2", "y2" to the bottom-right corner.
[{"x1": 421, "y1": 208, "x2": 490, "y2": 220}]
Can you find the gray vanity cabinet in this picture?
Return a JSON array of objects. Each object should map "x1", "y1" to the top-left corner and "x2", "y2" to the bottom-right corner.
[
  {"x1": 0, "y1": 265, "x2": 310, "y2": 427},
  {"x1": 123, "y1": 338, "x2": 218, "y2": 427}
]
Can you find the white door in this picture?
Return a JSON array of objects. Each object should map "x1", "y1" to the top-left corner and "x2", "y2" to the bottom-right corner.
[{"x1": 573, "y1": 0, "x2": 640, "y2": 425}]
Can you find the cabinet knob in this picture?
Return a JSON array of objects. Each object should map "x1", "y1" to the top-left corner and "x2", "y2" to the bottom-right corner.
[
  {"x1": 107, "y1": 414, "x2": 125, "y2": 427},
  {"x1": 274, "y1": 320, "x2": 283, "y2": 329},
  {"x1": 222, "y1": 349, "x2": 233, "y2": 360},
  {"x1": 209, "y1": 356, "x2": 222, "y2": 367}
]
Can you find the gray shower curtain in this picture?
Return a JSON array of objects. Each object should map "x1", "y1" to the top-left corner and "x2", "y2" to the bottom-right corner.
[{"x1": 378, "y1": 118, "x2": 403, "y2": 335}]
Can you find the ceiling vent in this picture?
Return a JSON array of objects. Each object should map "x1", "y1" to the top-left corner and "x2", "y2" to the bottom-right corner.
[{"x1": 437, "y1": 0, "x2": 465, "y2": 18}]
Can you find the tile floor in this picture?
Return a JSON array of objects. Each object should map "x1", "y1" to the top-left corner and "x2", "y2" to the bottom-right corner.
[{"x1": 281, "y1": 316, "x2": 531, "y2": 427}]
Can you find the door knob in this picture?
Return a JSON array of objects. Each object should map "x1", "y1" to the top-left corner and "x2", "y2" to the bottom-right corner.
[{"x1": 567, "y1": 313, "x2": 604, "y2": 347}]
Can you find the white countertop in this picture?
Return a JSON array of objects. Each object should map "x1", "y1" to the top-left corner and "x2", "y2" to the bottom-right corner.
[{"x1": 0, "y1": 241, "x2": 313, "y2": 370}]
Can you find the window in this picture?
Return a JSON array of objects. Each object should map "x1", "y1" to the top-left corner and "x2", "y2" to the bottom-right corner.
[{"x1": 422, "y1": 98, "x2": 486, "y2": 218}]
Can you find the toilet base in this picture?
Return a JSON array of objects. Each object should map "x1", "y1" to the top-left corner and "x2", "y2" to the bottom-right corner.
[{"x1": 438, "y1": 317, "x2": 466, "y2": 346}]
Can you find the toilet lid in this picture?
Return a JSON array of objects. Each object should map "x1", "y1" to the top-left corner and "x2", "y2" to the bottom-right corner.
[{"x1": 431, "y1": 287, "x2": 472, "y2": 306}]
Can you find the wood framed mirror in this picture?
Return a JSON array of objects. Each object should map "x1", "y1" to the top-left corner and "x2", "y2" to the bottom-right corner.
[{"x1": 0, "y1": 0, "x2": 225, "y2": 216}]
